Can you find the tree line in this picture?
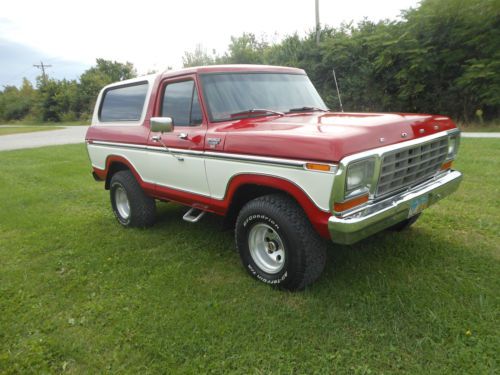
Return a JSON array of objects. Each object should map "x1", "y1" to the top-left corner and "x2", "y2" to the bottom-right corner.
[
  {"x1": 0, "y1": 59, "x2": 136, "y2": 123},
  {"x1": 184, "y1": 0, "x2": 499, "y2": 122},
  {"x1": 1, "y1": 0, "x2": 498, "y2": 124}
]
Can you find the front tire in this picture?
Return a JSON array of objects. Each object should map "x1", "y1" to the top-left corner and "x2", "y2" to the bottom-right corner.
[
  {"x1": 235, "y1": 194, "x2": 327, "y2": 291},
  {"x1": 110, "y1": 170, "x2": 156, "y2": 228}
]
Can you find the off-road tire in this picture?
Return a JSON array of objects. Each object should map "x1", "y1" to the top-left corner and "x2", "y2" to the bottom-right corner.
[
  {"x1": 388, "y1": 213, "x2": 421, "y2": 231},
  {"x1": 110, "y1": 170, "x2": 156, "y2": 228},
  {"x1": 235, "y1": 194, "x2": 327, "y2": 291}
]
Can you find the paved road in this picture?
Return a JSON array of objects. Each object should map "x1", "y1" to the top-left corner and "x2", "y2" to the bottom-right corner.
[
  {"x1": 461, "y1": 132, "x2": 500, "y2": 138},
  {"x1": 0, "y1": 126, "x2": 498, "y2": 152},
  {"x1": 0, "y1": 126, "x2": 88, "y2": 151}
]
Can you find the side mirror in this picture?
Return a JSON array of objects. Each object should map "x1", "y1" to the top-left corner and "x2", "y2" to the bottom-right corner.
[{"x1": 150, "y1": 117, "x2": 174, "y2": 133}]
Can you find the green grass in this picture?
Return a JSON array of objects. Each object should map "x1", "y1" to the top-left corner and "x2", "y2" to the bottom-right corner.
[
  {"x1": 0, "y1": 140, "x2": 498, "y2": 374},
  {"x1": 0, "y1": 126, "x2": 62, "y2": 136}
]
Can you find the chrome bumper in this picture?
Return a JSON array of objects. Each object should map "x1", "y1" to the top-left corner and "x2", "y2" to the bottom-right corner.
[{"x1": 328, "y1": 170, "x2": 463, "y2": 245}]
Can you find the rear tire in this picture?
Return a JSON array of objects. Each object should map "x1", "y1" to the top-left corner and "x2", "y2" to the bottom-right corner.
[
  {"x1": 235, "y1": 194, "x2": 327, "y2": 291},
  {"x1": 110, "y1": 170, "x2": 156, "y2": 228}
]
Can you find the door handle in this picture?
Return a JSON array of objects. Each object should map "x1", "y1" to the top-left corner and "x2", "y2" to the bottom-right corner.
[
  {"x1": 178, "y1": 133, "x2": 188, "y2": 140},
  {"x1": 151, "y1": 135, "x2": 161, "y2": 142}
]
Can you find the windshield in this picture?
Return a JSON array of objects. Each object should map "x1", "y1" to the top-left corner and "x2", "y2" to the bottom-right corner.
[{"x1": 200, "y1": 73, "x2": 327, "y2": 122}]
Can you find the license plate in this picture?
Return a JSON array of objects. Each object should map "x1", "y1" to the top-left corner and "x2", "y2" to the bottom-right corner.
[{"x1": 408, "y1": 195, "x2": 429, "y2": 218}]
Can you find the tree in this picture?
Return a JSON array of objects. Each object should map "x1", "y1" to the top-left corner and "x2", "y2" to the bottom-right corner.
[
  {"x1": 0, "y1": 79, "x2": 37, "y2": 121},
  {"x1": 182, "y1": 44, "x2": 217, "y2": 67},
  {"x1": 77, "y1": 59, "x2": 137, "y2": 118}
]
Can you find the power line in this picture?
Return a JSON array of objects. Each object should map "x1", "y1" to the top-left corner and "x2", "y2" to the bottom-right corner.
[
  {"x1": 33, "y1": 61, "x2": 52, "y2": 81},
  {"x1": 315, "y1": 0, "x2": 320, "y2": 45}
]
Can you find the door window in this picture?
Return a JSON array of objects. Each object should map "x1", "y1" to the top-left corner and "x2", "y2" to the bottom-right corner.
[{"x1": 161, "y1": 80, "x2": 203, "y2": 126}]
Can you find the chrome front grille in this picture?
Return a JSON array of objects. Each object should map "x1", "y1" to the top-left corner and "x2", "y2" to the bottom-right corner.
[{"x1": 376, "y1": 137, "x2": 448, "y2": 197}]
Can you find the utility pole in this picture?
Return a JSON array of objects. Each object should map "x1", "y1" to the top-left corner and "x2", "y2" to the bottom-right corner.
[
  {"x1": 33, "y1": 61, "x2": 52, "y2": 82},
  {"x1": 315, "y1": 0, "x2": 320, "y2": 45}
]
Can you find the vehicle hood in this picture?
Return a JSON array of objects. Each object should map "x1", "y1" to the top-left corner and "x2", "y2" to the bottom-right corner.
[{"x1": 212, "y1": 112, "x2": 457, "y2": 162}]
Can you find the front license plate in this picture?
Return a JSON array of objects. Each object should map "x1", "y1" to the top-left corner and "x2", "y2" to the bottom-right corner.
[{"x1": 408, "y1": 195, "x2": 429, "y2": 218}]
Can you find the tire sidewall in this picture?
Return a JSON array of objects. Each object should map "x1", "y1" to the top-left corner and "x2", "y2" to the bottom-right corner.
[
  {"x1": 237, "y1": 211, "x2": 301, "y2": 288},
  {"x1": 110, "y1": 179, "x2": 132, "y2": 226}
]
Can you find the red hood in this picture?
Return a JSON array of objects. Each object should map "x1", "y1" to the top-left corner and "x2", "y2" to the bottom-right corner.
[{"x1": 211, "y1": 112, "x2": 457, "y2": 162}]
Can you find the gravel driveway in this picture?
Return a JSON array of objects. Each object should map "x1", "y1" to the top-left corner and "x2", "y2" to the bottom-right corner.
[{"x1": 0, "y1": 126, "x2": 88, "y2": 151}]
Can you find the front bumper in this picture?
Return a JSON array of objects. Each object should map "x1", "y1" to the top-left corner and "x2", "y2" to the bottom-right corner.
[{"x1": 328, "y1": 170, "x2": 462, "y2": 245}]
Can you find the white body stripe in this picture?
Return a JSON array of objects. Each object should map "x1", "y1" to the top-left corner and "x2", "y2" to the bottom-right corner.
[
  {"x1": 204, "y1": 158, "x2": 334, "y2": 211},
  {"x1": 87, "y1": 144, "x2": 211, "y2": 196},
  {"x1": 87, "y1": 143, "x2": 335, "y2": 211}
]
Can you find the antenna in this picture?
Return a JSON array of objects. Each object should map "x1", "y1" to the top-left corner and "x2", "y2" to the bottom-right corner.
[{"x1": 332, "y1": 68, "x2": 344, "y2": 112}]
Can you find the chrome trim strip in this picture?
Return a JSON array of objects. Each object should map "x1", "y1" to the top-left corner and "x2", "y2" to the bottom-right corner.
[
  {"x1": 205, "y1": 151, "x2": 304, "y2": 168},
  {"x1": 340, "y1": 130, "x2": 457, "y2": 165},
  {"x1": 90, "y1": 140, "x2": 147, "y2": 150},
  {"x1": 146, "y1": 145, "x2": 205, "y2": 156},
  {"x1": 88, "y1": 140, "x2": 337, "y2": 172}
]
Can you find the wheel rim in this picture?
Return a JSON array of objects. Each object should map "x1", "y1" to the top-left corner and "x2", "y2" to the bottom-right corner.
[
  {"x1": 114, "y1": 186, "x2": 130, "y2": 219},
  {"x1": 248, "y1": 223, "x2": 285, "y2": 274}
]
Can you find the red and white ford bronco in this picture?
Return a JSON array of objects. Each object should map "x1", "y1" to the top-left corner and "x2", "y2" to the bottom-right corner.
[{"x1": 85, "y1": 65, "x2": 462, "y2": 290}]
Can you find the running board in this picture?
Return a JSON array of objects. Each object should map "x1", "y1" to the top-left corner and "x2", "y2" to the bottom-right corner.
[{"x1": 183, "y1": 207, "x2": 206, "y2": 223}]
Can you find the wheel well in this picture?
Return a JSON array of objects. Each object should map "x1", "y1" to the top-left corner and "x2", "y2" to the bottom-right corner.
[
  {"x1": 104, "y1": 162, "x2": 129, "y2": 190},
  {"x1": 223, "y1": 184, "x2": 297, "y2": 230}
]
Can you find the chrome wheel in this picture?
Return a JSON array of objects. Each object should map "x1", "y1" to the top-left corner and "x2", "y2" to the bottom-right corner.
[
  {"x1": 114, "y1": 186, "x2": 130, "y2": 219},
  {"x1": 248, "y1": 223, "x2": 285, "y2": 274}
]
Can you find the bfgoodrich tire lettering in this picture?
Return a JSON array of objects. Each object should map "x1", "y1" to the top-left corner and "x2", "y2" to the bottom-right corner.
[
  {"x1": 110, "y1": 170, "x2": 156, "y2": 228},
  {"x1": 235, "y1": 194, "x2": 327, "y2": 291}
]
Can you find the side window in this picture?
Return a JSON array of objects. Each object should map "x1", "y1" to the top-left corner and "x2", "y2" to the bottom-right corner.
[
  {"x1": 161, "y1": 80, "x2": 203, "y2": 126},
  {"x1": 99, "y1": 82, "x2": 148, "y2": 122}
]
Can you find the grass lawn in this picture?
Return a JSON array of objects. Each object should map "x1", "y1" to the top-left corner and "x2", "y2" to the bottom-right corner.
[
  {"x1": 0, "y1": 126, "x2": 62, "y2": 136},
  {"x1": 0, "y1": 140, "x2": 498, "y2": 374}
]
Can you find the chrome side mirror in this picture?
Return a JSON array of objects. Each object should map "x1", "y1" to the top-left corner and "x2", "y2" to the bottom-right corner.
[{"x1": 150, "y1": 117, "x2": 174, "y2": 133}]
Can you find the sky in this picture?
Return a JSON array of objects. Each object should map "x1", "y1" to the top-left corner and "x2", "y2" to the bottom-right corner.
[{"x1": 0, "y1": 0, "x2": 419, "y2": 87}]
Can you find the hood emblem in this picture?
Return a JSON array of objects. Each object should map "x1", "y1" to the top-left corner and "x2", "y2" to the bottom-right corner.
[
  {"x1": 379, "y1": 137, "x2": 385, "y2": 143},
  {"x1": 401, "y1": 132, "x2": 408, "y2": 138}
]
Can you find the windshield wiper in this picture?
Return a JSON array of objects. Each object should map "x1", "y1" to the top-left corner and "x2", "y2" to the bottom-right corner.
[
  {"x1": 287, "y1": 106, "x2": 329, "y2": 113},
  {"x1": 229, "y1": 108, "x2": 285, "y2": 119}
]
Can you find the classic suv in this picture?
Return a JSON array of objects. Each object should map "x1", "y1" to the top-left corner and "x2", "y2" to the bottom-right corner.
[{"x1": 85, "y1": 65, "x2": 462, "y2": 290}]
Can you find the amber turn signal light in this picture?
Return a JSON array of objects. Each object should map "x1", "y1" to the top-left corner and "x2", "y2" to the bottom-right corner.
[
  {"x1": 305, "y1": 163, "x2": 331, "y2": 172},
  {"x1": 440, "y1": 160, "x2": 453, "y2": 170},
  {"x1": 334, "y1": 194, "x2": 369, "y2": 212}
]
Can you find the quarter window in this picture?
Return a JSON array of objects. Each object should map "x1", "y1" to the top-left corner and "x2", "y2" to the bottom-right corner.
[
  {"x1": 99, "y1": 82, "x2": 148, "y2": 122},
  {"x1": 161, "y1": 80, "x2": 203, "y2": 126}
]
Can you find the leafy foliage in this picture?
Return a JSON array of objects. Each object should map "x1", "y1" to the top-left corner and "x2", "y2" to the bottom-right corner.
[{"x1": 185, "y1": 0, "x2": 500, "y2": 121}]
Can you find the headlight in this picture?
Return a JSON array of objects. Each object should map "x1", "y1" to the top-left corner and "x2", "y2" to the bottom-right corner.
[
  {"x1": 345, "y1": 158, "x2": 375, "y2": 198},
  {"x1": 447, "y1": 135, "x2": 459, "y2": 159}
]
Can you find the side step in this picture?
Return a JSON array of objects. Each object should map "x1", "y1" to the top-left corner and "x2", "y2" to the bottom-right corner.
[{"x1": 183, "y1": 207, "x2": 206, "y2": 223}]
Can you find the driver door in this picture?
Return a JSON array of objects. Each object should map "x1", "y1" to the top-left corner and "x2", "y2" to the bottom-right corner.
[{"x1": 148, "y1": 76, "x2": 210, "y2": 196}]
